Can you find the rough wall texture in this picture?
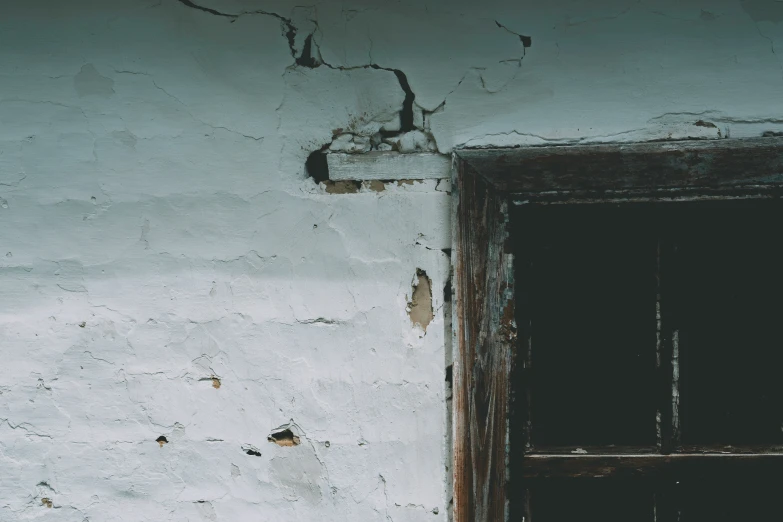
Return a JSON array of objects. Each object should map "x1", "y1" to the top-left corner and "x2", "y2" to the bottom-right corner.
[{"x1": 1, "y1": 0, "x2": 783, "y2": 520}]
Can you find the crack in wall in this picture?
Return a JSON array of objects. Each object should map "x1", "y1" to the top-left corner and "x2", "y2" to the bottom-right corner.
[
  {"x1": 176, "y1": 0, "x2": 436, "y2": 180},
  {"x1": 175, "y1": 0, "x2": 298, "y2": 59},
  {"x1": 494, "y1": 20, "x2": 532, "y2": 50},
  {"x1": 176, "y1": 0, "x2": 535, "y2": 180},
  {"x1": 750, "y1": 19, "x2": 783, "y2": 79}
]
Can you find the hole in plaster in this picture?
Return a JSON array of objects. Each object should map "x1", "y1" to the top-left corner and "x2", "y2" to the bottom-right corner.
[
  {"x1": 156, "y1": 436, "x2": 168, "y2": 447},
  {"x1": 78, "y1": 322, "x2": 86, "y2": 328},
  {"x1": 306, "y1": 151, "x2": 329, "y2": 183},
  {"x1": 41, "y1": 498, "x2": 53, "y2": 508},
  {"x1": 370, "y1": 66, "x2": 415, "y2": 134},
  {"x1": 242, "y1": 444, "x2": 262, "y2": 457},
  {"x1": 296, "y1": 34, "x2": 321, "y2": 68},
  {"x1": 445, "y1": 364, "x2": 453, "y2": 386},
  {"x1": 268, "y1": 428, "x2": 300, "y2": 446},
  {"x1": 392, "y1": 70, "x2": 415, "y2": 132},
  {"x1": 408, "y1": 269, "x2": 434, "y2": 332}
]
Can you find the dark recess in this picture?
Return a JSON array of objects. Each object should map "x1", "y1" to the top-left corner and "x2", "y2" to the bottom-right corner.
[
  {"x1": 306, "y1": 151, "x2": 329, "y2": 182},
  {"x1": 156, "y1": 435, "x2": 168, "y2": 443},
  {"x1": 245, "y1": 448, "x2": 262, "y2": 457},
  {"x1": 443, "y1": 279, "x2": 452, "y2": 303},
  {"x1": 268, "y1": 428, "x2": 299, "y2": 445},
  {"x1": 371, "y1": 66, "x2": 415, "y2": 134},
  {"x1": 296, "y1": 35, "x2": 319, "y2": 68}
]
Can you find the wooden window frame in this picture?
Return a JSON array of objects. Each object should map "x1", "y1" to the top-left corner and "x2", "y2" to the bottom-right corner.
[{"x1": 450, "y1": 137, "x2": 783, "y2": 522}]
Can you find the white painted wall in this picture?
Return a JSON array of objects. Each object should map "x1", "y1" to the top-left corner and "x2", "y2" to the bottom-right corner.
[{"x1": 1, "y1": 0, "x2": 782, "y2": 520}]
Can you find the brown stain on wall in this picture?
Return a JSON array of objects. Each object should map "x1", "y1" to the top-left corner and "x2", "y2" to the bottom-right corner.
[{"x1": 323, "y1": 180, "x2": 361, "y2": 194}]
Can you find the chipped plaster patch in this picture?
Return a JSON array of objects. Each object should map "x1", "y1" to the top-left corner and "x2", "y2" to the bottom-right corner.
[
  {"x1": 242, "y1": 444, "x2": 262, "y2": 456},
  {"x1": 268, "y1": 425, "x2": 301, "y2": 447},
  {"x1": 408, "y1": 269, "x2": 434, "y2": 333}
]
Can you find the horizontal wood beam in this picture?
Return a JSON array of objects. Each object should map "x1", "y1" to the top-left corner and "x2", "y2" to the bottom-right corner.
[
  {"x1": 522, "y1": 453, "x2": 783, "y2": 479},
  {"x1": 457, "y1": 137, "x2": 783, "y2": 194},
  {"x1": 327, "y1": 152, "x2": 451, "y2": 180}
]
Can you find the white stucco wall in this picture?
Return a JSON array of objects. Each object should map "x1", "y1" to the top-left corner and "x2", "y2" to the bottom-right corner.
[{"x1": 2, "y1": 0, "x2": 783, "y2": 520}]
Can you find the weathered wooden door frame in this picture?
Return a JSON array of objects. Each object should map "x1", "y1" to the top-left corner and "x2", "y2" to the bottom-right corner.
[{"x1": 450, "y1": 137, "x2": 783, "y2": 522}]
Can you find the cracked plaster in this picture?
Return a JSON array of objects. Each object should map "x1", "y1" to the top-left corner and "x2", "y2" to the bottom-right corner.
[{"x1": 3, "y1": 0, "x2": 783, "y2": 520}]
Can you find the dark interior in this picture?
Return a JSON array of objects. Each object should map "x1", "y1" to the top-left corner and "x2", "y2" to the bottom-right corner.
[
  {"x1": 530, "y1": 480, "x2": 654, "y2": 522},
  {"x1": 515, "y1": 204, "x2": 658, "y2": 448},
  {"x1": 675, "y1": 201, "x2": 783, "y2": 445},
  {"x1": 512, "y1": 199, "x2": 783, "y2": 520}
]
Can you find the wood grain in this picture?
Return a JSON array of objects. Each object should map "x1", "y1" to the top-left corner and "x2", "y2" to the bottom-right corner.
[
  {"x1": 522, "y1": 453, "x2": 783, "y2": 479},
  {"x1": 452, "y1": 161, "x2": 515, "y2": 522},
  {"x1": 327, "y1": 152, "x2": 451, "y2": 180},
  {"x1": 457, "y1": 137, "x2": 783, "y2": 194}
]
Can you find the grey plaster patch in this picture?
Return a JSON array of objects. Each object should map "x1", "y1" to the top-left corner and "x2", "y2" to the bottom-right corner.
[
  {"x1": 74, "y1": 64, "x2": 115, "y2": 97},
  {"x1": 741, "y1": 0, "x2": 783, "y2": 23},
  {"x1": 194, "y1": 500, "x2": 217, "y2": 521},
  {"x1": 269, "y1": 446, "x2": 324, "y2": 504},
  {"x1": 112, "y1": 130, "x2": 137, "y2": 148}
]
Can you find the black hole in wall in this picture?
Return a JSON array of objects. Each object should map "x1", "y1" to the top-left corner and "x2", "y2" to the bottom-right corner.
[
  {"x1": 370, "y1": 65, "x2": 415, "y2": 134},
  {"x1": 306, "y1": 151, "x2": 329, "y2": 183},
  {"x1": 245, "y1": 448, "x2": 262, "y2": 457},
  {"x1": 296, "y1": 34, "x2": 319, "y2": 68},
  {"x1": 393, "y1": 70, "x2": 415, "y2": 132},
  {"x1": 445, "y1": 364, "x2": 453, "y2": 385},
  {"x1": 521, "y1": 35, "x2": 532, "y2": 48},
  {"x1": 156, "y1": 436, "x2": 167, "y2": 443},
  {"x1": 268, "y1": 428, "x2": 300, "y2": 446}
]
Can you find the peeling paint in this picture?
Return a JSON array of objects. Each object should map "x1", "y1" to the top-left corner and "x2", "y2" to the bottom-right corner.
[{"x1": 3, "y1": 0, "x2": 780, "y2": 519}]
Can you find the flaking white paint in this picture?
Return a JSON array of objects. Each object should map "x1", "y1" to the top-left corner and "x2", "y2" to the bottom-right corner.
[{"x1": 2, "y1": 0, "x2": 783, "y2": 520}]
